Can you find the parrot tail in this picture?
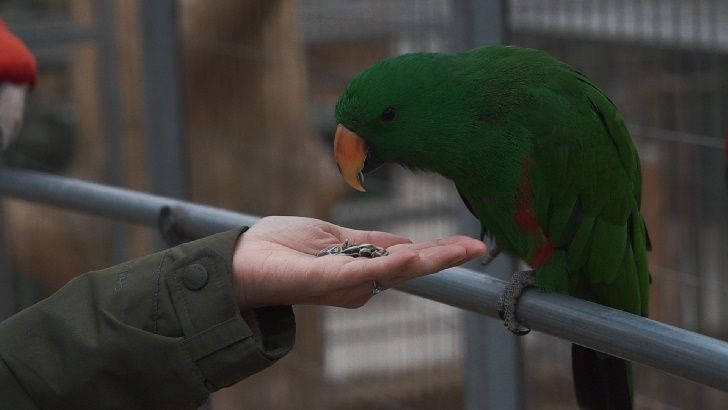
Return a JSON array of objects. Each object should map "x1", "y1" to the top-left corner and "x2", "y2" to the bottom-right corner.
[{"x1": 571, "y1": 344, "x2": 633, "y2": 410}]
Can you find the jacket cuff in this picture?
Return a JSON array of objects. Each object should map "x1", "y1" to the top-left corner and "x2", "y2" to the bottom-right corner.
[{"x1": 164, "y1": 228, "x2": 296, "y2": 391}]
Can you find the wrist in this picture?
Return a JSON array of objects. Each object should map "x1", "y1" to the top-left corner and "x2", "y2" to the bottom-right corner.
[{"x1": 232, "y1": 234, "x2": 253, "y2": 312}]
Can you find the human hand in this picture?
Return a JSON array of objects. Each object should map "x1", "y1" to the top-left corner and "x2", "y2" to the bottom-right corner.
[{"x1": 232, "y1": 216, "x2": 486, "y2": 311}]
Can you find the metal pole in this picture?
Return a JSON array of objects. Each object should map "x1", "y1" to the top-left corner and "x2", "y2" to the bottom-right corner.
[
  {"x1": 0, "y1": 169, "x2": 254, "y2": 236},
  {"x1": 0, "y1": 201, "x2": 14, "y2": 321},
  {"x1": 1, "y1": 169, "x2": 728, "y2": 391},
  {"x1": 451, "y1": 1, "x2": 519, "y2": 409},
  {"x1": 98, "y1": 0, "x2": 128, "y2": 263},
  {"x1": 138, "y1": 0, "x2": 189, "y2": 255},
  {"x1": 462, "y1": 254, "x2": 524, "y2": 410},
  {"x1": 139, "y1": 0, "x2": 188, "y2": 203},
  {"x1": 451, "y1": 0, "x2": 509, "y2": 52},
  {"x1": 398, "y1": 267, "x2": 728, "y2": 392}
]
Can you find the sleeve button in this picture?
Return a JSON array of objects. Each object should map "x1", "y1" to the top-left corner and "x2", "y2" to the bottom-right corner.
[{"x1": 183, "y1": 263, "x2": 208, "y2": 290}]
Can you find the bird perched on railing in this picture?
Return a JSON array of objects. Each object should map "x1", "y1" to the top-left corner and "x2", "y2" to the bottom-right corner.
[
  {"x1": 332, "y1": 45, "x2": 651, "y2": 410},
  {"x1": 0, "y1": 18, "x2": 36, "y2": 150}
]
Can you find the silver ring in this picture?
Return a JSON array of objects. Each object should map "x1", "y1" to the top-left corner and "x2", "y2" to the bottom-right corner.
[{"x1": 372, "y1": 280, "x2": 384, "y2": 295}]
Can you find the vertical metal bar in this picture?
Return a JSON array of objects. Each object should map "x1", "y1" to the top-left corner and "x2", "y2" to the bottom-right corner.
[
  {"x1": 139, "y1": 8, "x2": 204, "y2": 406},
  {"x1": 450, "y1": 2, "x2": 523, "y2": 409},
  {"x1": 0, "y1": 203, "x2": 15, "y2": 321},
  {"x1": 139, "y1": 0, "x2": 188, "y2": 201},
  {"x1": 138, "y1": 1, "x2": 204, "y2": 406},
  {"x1": 451, "y1": 0, "x2": 509, "y2": 49},
  {"x1": 461, "y1": 245, "x2": 524, "y2": 410},
  {"x1": 98, "y1": 0, "x2": 128, "y2": 263}
]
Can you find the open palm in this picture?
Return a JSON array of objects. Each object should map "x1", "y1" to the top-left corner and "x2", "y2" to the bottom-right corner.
[{"x1": 232, "y1": 216, "x2": 486, "y2": 310}]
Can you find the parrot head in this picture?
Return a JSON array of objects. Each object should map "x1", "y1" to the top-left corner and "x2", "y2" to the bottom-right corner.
[
  {"x1": 0, "y1": 18, "x2": 37, "y2": 149},
  {"x1": 334, "y1": 52, "x2": 474, "y2": 191}
]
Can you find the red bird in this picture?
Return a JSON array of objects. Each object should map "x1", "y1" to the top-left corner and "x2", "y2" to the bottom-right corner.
[{"x1": 0, "y1": 18, "x2": 36, "y2": 149}]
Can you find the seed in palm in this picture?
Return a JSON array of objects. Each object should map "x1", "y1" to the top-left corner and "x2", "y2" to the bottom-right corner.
[{"x1": 315, "y1": 240, "x2": 388, "y2": 258}]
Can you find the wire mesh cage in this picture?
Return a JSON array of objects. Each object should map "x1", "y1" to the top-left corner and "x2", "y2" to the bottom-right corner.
[{"x1": 1, "y1": 0, "x2": 727, "y2": 409}]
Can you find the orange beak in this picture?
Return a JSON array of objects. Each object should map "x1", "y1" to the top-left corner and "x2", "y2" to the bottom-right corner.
[{"x1": 333, "y1": 124, "x2": 367, "y2": 192}]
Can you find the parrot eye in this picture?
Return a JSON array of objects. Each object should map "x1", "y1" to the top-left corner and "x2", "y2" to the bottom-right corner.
[{"x1": 380, "y1": 107, "x2": 396, "y2": 123}]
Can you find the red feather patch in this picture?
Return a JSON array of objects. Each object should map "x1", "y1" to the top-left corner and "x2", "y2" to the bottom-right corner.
[
  {"x1": 514, "y1": 155, "x2": 541, "y2": 234},
  {"x1": 515, "y1": 206, "x2": 540, "y2": 234},
  {"x1": 515, "y1": 155, "x2": 554, "y2": 268},
  {"x1": 529, "y1": 241, "x2": 553, "y2": 268},
  {"x1": 0, "y1": 19, "x2": 37, "y2": 88}
]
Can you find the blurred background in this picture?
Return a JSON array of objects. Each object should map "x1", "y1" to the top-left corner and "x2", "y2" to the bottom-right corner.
[{"x1": 1, "y1": 0, "x2": 727, "y2": 409}]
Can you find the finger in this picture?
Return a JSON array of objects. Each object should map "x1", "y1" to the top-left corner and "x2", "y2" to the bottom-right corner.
[
  {"x1": 447, "y1": 236, "x2": 488, "y2": 260},
  {"x1": 328, "y1": 238, "x2": 485, "y2": 288},
  {"x1": 386, "y1": 242, "x2": 484, "y2": 281},
  {"x1": 336, "y1": 243, "x2": 468, "y2": 286},
  {"x1": 388, "y1": 235, "x2": 487, "y2": 257},
  {"x1": 410, "y1": 244, "x2": 474, "y2": 272}
]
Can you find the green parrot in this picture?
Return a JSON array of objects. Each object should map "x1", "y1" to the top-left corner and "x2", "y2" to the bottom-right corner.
[{"x1": 333, "y1": 45, "x2": 651, "y2": 410}]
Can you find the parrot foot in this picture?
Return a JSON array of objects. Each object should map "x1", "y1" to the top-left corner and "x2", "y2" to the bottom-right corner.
[
  {"x1": 480, "y1": 246, "x2": 501, "y2": 267},
  {"x1": 497, "y1": 270, "x2": 537, "y2": 335}
]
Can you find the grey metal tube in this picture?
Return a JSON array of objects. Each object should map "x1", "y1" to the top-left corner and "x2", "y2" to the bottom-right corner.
[
  {"x1": 98, "y1": 0, "x2": 128, "y2": 263},
  {"x1": 0, "y1": 168, "x2": 727, "y2": 391},
  {"x1": 139, "y1": 0, "x2": 188, "y2": 200},
  {"x1": 0, "y1": 168, "x2": 256, "y2": 233},
  {"x1": 451, "y1": 1, "x2": 522, "y2": 408},
  {"x1": 399, "y1": 269, "x2": 728, "y2": 392}
]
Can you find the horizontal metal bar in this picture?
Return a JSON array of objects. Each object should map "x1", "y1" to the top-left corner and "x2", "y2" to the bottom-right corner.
[
  {"x1": 509, "y1": 0, "x2": 728, "y2": 54},
  {"x1": 0, "y1": 168, "x2": 256, "y2": 237},
  {"x1": 399, "y1": 270, "x2": 728, "y2": 391},
  {"x1": 1, "y1": 168, "x2": 727, "y2": 391},
  {"x1": 512, "y1": 26, "x2": 728, "y2": 55},
  {"x1": 629, "y1": 124, "x2": 725, "y2": 150}
]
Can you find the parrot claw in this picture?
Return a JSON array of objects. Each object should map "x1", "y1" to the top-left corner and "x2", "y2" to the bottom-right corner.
[
  {"x1": 497, "y1": 270, "x2": 537, "y2": 335},
  {"x1": 480, "y1": 246, "x2": 501, "y2": 267}
]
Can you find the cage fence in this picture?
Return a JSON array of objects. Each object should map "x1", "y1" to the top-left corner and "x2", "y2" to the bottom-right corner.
[{"x1": 0, "y1": 0, "x2": 727, "y2": 409}]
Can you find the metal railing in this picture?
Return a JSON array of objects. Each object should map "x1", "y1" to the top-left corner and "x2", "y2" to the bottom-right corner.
[{"x1": 1, "y1": 167, "x2": 727, "y2": 392}]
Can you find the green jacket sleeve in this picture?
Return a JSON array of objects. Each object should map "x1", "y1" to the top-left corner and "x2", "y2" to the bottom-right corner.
[{"x1": 0, "y1": 228, "x2": 296, "y2": 410}]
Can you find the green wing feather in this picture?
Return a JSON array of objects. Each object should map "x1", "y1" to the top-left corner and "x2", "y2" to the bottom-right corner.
[
  {"x1": 454, "y1": 47, "x2": 651, "y2": 314},
  {"x1": 526, "y1": 59, "x2": 650, "y2": 317},
  {"x1": 522, "y1": 54, "x2": 650, "y2": 408}
]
